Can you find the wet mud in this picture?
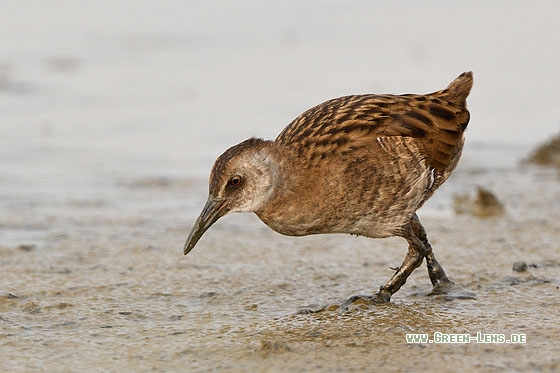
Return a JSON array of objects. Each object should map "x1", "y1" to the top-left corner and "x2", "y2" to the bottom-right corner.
[{"x1": 1, "y1": 144, "x2": 559, "y2": 372}]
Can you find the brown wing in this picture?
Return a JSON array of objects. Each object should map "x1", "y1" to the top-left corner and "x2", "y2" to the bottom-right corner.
[{"x1": 276, "y1": 72, "x2": 473, "y2": 183}]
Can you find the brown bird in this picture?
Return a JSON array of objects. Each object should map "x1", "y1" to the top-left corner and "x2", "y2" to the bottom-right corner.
[{"x1": 184, "y1": 72, "x2": 474, "y2": 307}]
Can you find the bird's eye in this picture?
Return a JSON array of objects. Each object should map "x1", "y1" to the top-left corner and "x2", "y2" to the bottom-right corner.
[{"x1": 228, "y1": 175, "x2": 243, "y2": 187}]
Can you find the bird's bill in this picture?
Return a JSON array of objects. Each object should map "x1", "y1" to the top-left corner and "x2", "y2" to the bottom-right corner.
[{"x1": 184, "y1": 196, "x2": 228, "y2": 255}]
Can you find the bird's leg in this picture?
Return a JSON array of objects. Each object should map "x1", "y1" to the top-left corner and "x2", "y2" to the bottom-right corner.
[
  {"x1": 338, "y1": 222, "x2": 426, "y2": 310},
  {"x1": 376, "y1": 222, "x2": 426, "y2": 300},
  {"x1": 410, "y1": 213, "x2": 453, "y2": 287},
  {"x1": 335, "y1": 216, "x2": 474, "y2": 311},
  {"x1": 333, "y1": 215, "x2": 474, "y2": 312},
  {"x1": 314, "y1": 221, "x2": 426, "y2": 312},
  {"x1": 409, "y1": 214, "x2": 476, "y2": 300}
]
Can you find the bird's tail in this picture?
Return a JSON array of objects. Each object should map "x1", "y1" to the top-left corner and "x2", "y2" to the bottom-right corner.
[{"x1": 441, "y1": 71, "x2": 473, "y2": 106}]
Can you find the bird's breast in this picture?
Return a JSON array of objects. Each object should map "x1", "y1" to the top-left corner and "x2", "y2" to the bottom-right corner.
[{"x1": 255, "y1": 143, "x2": 434, "y2": 238}]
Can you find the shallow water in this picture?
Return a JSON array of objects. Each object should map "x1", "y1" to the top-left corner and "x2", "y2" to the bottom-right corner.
[{"x1": 2, "y1": 1, "x2": 560, "y2": 372}]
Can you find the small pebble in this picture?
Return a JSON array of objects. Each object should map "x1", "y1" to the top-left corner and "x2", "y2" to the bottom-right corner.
[
  {"x1": 453, "y1": 187, "x2": 505, "y2": 218},
  {"x1": 512, "y1": 261, "x2": 528, "y2": 272},
  {"x1": 17, "y1": 243, "x2": 36, "y2": 252},
  {"x1": 526, "y1": 133, "x2": 560, "y2": 169}
]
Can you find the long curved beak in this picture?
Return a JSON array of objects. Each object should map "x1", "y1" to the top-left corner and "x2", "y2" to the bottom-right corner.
[{"x1": 184, "y1": 196, "x2": 228, "y2": 255}]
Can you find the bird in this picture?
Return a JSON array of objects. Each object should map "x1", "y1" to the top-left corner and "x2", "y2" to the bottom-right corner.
[{"x1": 184, "y1": 72, "x2": 474, "y2": 308}]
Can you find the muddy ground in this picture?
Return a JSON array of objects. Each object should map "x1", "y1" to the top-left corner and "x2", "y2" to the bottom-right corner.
[{"x1": 1, "y1": 144, "x2": 559, "y2": 372}]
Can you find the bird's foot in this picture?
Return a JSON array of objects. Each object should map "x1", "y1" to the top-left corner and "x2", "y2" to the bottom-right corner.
[
  {"x1": 296, "y1": 291, "x2": 391, "y2": 314},
  {"x1": 430, "y1": 282, "x2": 477, "y2": 300},
  {"x1": 338, "y1": 293, "x2": 390, "y2": 311},
  {"x1": 412, "y1": 280, "x2": 477, "y2": 300},
  {"x1": 335, "y1": 290, "x2": 391, "y2": 312}
]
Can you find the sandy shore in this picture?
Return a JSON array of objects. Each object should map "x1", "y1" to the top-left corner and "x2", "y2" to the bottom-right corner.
[{"x1": 1, "y1": 143, "x2": 559, "y2": 372}]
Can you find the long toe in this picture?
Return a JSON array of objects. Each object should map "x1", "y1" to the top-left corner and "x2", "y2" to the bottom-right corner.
[
  {"x1": 338, "y1": 293, "x2": 391, "y2": 312},
  {"x1": 429, "y1": 282, "x2": 477, "y2": 300}
]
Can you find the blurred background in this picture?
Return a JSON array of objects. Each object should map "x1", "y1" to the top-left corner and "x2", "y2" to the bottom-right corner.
[
  {"x1": 1, "y1": 0, "x2": 559, "y2": 253},
  {"x1": 2, "y1": 0, "x2": 559, "y2": 246}
]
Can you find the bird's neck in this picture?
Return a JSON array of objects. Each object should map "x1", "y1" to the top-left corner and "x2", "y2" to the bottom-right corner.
[{"x1": 254, "y1": 145, "x2": 328, "y2": 236}]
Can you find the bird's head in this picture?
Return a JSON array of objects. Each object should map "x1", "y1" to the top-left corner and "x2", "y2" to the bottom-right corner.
[{"x1": 184, "y1": 138, "x2": 281, "y2": 255}]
